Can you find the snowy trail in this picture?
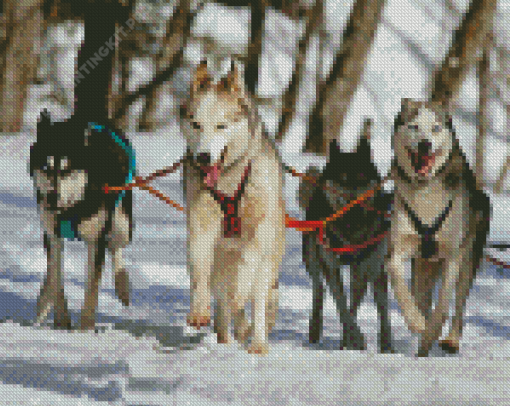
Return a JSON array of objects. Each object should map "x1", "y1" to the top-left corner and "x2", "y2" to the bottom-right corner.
[
  {"x1": 1, "y1": 149, "x2": 510, "y2": 404},
  {"x1": 1, "y1": 0, "x2": 510, "y2": 403}
]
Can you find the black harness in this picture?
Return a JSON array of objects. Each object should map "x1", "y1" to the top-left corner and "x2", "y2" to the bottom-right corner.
[{"x1": 402, "y1": 198, "x2": 453, "y2": 259}]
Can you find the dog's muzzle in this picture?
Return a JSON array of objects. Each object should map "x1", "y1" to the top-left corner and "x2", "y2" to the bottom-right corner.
[{"x1": 409, "y1": 141, "x2": 436, "y2": 176}]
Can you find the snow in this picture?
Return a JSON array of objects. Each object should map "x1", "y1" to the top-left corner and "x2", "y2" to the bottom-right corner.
[{"x1": 1, "y1": 0, "x2": 510, "y2": 404}]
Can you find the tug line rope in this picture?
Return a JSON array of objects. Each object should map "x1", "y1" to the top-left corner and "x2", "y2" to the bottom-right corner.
[{"x1": 103, "y1": 159, "x2": 510, "y2": 265}]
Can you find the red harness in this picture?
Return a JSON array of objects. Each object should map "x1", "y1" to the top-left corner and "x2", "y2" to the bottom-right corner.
[{"x1": 203, "y1": 162, "x2": 252, "y2": 238}]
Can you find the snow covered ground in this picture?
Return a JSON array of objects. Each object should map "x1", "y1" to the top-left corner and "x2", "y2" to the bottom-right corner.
[{"x1": 0, "y1": 0, "x2": 510, "y2": 404}]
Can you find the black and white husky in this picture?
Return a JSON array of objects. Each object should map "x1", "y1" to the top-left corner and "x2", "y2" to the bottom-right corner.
[
  {"x1": 30, "y1": 111, "x2": 135, "y2": 330},
  {"x1": 300, "y1": 121, "x2": 393, "y2": 353}
]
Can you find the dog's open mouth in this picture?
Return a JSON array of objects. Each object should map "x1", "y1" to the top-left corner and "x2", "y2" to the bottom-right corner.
[
  {"x1": 200, "y1": 155, "x2": 225, "y2": 188},
  {"x1": 408, "y1": 148, "x2": 436, "y2": 176}
]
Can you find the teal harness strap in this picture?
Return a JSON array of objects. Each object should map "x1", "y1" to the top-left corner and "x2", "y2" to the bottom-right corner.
[
  {"x1": 89, "y1": 123, "x2": 136, "y2": 207},
  {"x1": 59, "y1": 124, "x2": 135, "y2": 240}
]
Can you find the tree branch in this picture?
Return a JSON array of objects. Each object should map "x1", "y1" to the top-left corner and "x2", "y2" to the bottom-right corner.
[{"x1": 305, "y1": 0, "x2": 385, "y2": 155}]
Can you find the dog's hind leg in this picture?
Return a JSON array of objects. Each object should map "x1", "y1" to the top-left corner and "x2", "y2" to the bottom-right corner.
[
  {"x1": 81, "y1": 236, "x2": 108, "y2": 330},
  {"x1": 37, "y1": 233, "x2": 71, "y2": 329},
  {"x1": 303, "y1": 233, "x2": 324, "y2": 344},
  {"x1": 364, "y1": 239, "x2": 393, "y2": 352},
  {"x1": 233, "y1": 306, "x2": 252, "y2": 344},
  {"x1": 111, "y1": 248, "x2": 130, "y2": 307},
  {"x1": 322, "y1": 249, "x2": 365, "y2": 350},
  {"x1": 349, "y1": 263, "x2": 368, "y2": 321},
  {"x1": 214, "y1": 299, "x2": 232, "y2": 344},
  {"x1": 267, "y1": 279, "x2": 279, "y2": 335},
  {"x1": 109, "y1": 204, "x2": 132, "y2": 307}
]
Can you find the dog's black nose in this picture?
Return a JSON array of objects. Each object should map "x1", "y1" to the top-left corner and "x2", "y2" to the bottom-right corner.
[
  {"x1": 197, "y1": 152, "x2": 211, "y2": 166},
  {"x1": 417, "y1": 141, "x2": 432, "y2": 154}
]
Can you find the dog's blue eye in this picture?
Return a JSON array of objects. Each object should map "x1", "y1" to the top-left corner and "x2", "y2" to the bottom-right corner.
[
  {"x1": 432, "y1": 125, "x2": 442, "y2": 133},
  {"x1": 216, "y1": 124, "x2": 227, "y2": 130},
  {"x1": 408, "y1": 124, "x2": 418, "y2": 131}
]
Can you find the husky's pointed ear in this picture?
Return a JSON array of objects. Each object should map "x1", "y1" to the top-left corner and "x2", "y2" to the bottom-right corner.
[
  {"x1": 37, "y1": 109, "x2": 52, "y2": 139},
  {"x1": 218, "y1": 60, "x2": 244, "y2": 97},
  {"x1": 192, "y1": 60, "x2": 211, "y2": 95},
  {"x1": 429, "y1": 99, "x2": 454, "y2": 130}
]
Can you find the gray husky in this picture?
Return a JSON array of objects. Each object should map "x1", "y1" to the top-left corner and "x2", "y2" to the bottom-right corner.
[
  {"x1": 30, "y1": 111, "x2": 135, "y2": 330},
  {"x1": 386, "y1": 99, "x2": 490, "y2": 356},
  {"x1": 300, "y1": 121, "x2": 393, "y2": 353}
]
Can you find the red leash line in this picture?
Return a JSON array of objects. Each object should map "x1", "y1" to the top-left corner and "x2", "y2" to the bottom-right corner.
[{"x1": 485, "y1": 254, "x2": 510, "y2": 270}]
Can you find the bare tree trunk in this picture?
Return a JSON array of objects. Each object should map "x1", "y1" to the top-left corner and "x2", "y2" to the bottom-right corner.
[
  {"x1": 138, "y1": 0, "x2": 191, "y2": 131},
  {"x1": 430, "y1": 0, "x2": 497, "y2": 106},
  {"x1": 276, "y1": 0, "x2": 323, "y2": 143},
  {"x1": 113, "y1": 1, "x2": 195, "y2": 126},
  {"x1": 0, "y1": 0, "x2": 44, "y2": 133},
  {"x1": 494, "y1": 104, "x2": 510, "y2": 193},
  {"x1": 244, "y1": 0, "x2": 268, "y2": 96},
  {"x1": 305, "y1": 0, "x2": 385, "y2": 155},
  {"x1": 475, "y1": 48, "x2": 489, "y2": 190}
]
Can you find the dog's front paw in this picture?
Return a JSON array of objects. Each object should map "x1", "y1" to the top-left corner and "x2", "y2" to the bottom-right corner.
[
  {"x1": 187, "y1": 310, "x2": 211, "y2": 329},
  {"x1": 439, "y1": 339, "x2": 460, "y2": 354},
  {"x1": 340, "y1": 328, "x2": 366, "y2": 351},
  {"x1": 247, "y1": 342, "x2": 269, "y2": 356},
  {"x1": 234, "y1": 324, "x2": 252, "y2": 344}
]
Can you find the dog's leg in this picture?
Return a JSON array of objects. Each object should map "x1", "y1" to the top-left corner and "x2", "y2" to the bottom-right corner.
[
  {"x1": 411, "y1": 258, "x2": 441, "y2": 318},
  {"x1": 37, "y1": 233, "x2": 71, "y2": 329},
  {"x1": 186, "y1": 180, "x2": 220, "y2": 329},
  {"x1": 373, "y1": 269, "x2": 393, "y2": 353},
  {"x1": 187, "y1": 227, "x2": 217, "y2": 329},
  {"x1": 348, "y1": 263, "x2": 368, "y2": 350},
  {"x1": 111, "y1": 248, "x2": 130, "y2": 307},
  {"x1": 267, "y1": 279, "x2": 279, "y2": 335},
  {"x1": 321, "y1": 250, "x2": 365, "y2": 350},
  {"x1": 349, "y1": 263, "x2": 368, "y2": 320},
  {"x1": 303, "y1": 233, "x2": 324, "y2": 344},
  {"x1": 36, "y1": 234, "x2": 53, "y2": 324},
  {"x1": 109, "y1": 204, "x2": 131, "y2": 307},
  {"x1": 214, "y1": 300, "x2": 232, "y2": 344},
  {"x1": 417, "y1": 255, "x2": 461, "y2": 357},
  {"x1": 233, "y1": 306, "x2": 252, "y2": 344},
  {"x1": 365, "y1": 239, "x2": 393, "y2": 352},
  {"x1": 81, "y1": 236, "x2": 107, "y2": 330},
  {"x1": 248, "y1": 290, "x2": 270, "y2": 355},
  {"x1": 439, "y1": 252, "x2": 475, "y2": 354},
  {"x1": 386, "y1": 248, "x2": 426, "y2": 335}
]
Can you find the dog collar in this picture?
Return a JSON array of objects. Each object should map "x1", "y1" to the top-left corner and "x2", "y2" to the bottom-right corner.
[
  {"x1": 401, "y1": 197, "x2": 453, "y2": 259},
  {"x1": 204, "y1": 161, "x2": 252, "y2": 238}
]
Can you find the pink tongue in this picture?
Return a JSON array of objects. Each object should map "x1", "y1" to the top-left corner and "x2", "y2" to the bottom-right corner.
[
  {"x1": 418, "y1": 155, "x2": 433, "y2": 175},
  {"x1": 204, "y1": 164, "x2": 220, "y2": 188}
]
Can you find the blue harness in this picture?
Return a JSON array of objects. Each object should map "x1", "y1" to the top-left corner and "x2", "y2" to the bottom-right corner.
[{"x1": 59, "y1": 123, "x2": 136, "y2": 240}]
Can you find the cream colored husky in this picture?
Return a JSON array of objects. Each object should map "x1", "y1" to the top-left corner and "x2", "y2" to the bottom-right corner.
[
  {"x1": 387, "y1": 99, "x2": 490, "y2": 356},
  {"x1": 180, "y1": 60, "x2": 286, "y2": 355}
]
